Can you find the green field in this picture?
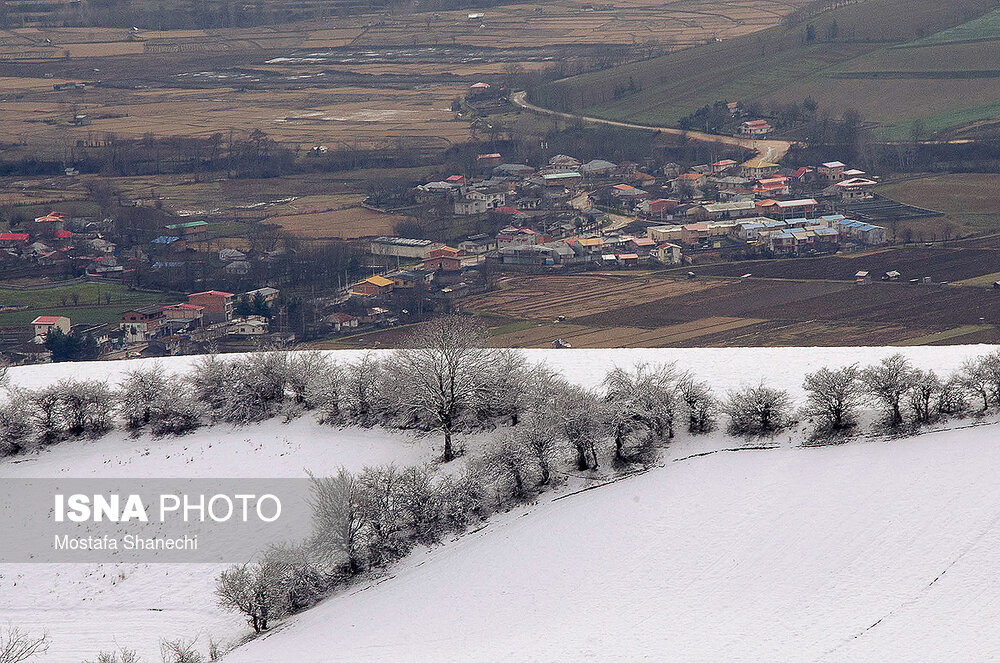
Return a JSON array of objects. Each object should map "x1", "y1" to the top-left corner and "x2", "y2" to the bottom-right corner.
[
  {"x1": 906, "y1": 7, "x2": 1000, "y2": 45},
  {"x1": 0, "y1": 282, "x2": 178, "y2": 326},
  {"x1": 532, "y1": 0, "x2": 1000, "y2": 138}
]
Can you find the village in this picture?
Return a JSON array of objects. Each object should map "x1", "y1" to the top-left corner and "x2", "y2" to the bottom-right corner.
[
  {"x1": 341, "y1": 97, "x2": 896, "y2": 331},
  {"x1": 0, "y1": 79, "x2": 958, "y2": 362},
  {"x1": 0, "y1": 141, "x2": 910, "y2": 362}
]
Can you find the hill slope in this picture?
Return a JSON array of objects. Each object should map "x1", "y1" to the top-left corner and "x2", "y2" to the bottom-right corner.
[
  {"x1": 0, "y1": 346, "x2": 994, "y2": 662},
  {"x1": 227, "y1": 421, "x2": 1000, "y2": 662},
  {"x1": 532, "y1": 0, "x2": 1000, "y2": 138}
]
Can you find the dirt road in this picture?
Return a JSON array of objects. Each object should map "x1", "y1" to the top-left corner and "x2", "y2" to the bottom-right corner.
[{"x1": 511, "y1": 91, "x2": 794, "y2": 162}]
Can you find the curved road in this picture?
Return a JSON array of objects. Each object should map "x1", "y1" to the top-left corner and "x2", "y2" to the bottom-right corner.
[{"x1": 511, "y1": 91, "x2": 795, "y2": 162}]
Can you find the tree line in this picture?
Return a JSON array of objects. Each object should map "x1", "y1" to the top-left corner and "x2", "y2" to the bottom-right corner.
[{"x1": 5, "y1": 322, "x2": 1000, "y2": 661}]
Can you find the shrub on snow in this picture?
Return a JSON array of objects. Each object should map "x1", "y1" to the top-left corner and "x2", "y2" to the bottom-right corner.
[
  {"x1": 677, "y1": 372, "x2": 716, "y2": 434},
  {"x1": 723, "y1": 382, "x2": 792, "y2": 437},
  {"x1": 862, "y1": 354, "x2": 916, "y2": 428},
  {"x1": 802, "y1": 364, "x2": 864, "y2": 434},
  {"x1": 0, "y1": 389, "x2": 35, "y2": 456}
]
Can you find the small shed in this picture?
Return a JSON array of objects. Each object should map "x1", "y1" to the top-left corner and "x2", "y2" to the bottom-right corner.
[{"x1": 855, "y1": 270, "x2": 871, "y2": 285}]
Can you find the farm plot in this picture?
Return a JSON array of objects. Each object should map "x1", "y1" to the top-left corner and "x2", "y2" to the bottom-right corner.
[
  {"x1": 839, "y1": 196, "x2": 943, "y2": 223},
  {"x1": 264, "y1": 196, "x2": 403, "y2": 239},
  {"x1": 0, "y1": 175, "x2": 91, "y2": 209},
  {"x1": 540, "y1": 0, "x2": 1000, "y2": 137},
  {"x1": 468, "y1": 274, "x2": 721, "y2": 320},
  {"x1": 488, "y1": 316, "x2": 768, "y2": 348},
  {"x1": 574, "y1": 279, "x2": 853, "y2": 329},
  {"x1": 567, "y1": 277, "x2": 1000, "y2": 346},
  {"x1": 689, "y1": 247, "x2": 1000, "y2": 284},
  {"x1": 0, "y1": 83, "x2": 468, "y2": 161}
]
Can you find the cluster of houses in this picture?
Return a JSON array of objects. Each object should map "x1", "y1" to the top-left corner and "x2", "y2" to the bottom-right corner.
[
  {"x1": 408, "y1": 151, "x2": 888, "y2": 268},
  {"x1": 12, "y1": 286, "x2": 283, "y2": 363},
  {"x1": 348, "y1": 241, "x2": 489, "y2": 322},
  {"x1": 0, "y1": 212, "x2": 124, "y2": 277},
  {"x1": 339, "y1": 151, "x2": 897, "y2": 325},
  {"x1": 648, "y1": 214, "x2": 885, "y2": 256}
]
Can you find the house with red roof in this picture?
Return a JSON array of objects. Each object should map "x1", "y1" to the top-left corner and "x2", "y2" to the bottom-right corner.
[
  {"x1": 818, "y1": 161, "x2": 848, "y2": 181},
  {"x1": 681, "y1": 223, "x2": 710, "y2": 246},
  {"x1": 740, "y1": 119, "x2": 772, "y2": 136},
  {"x1": 496, "y1": 227, "x2": 538, "y2": 248},
  {"x1": 628, "y1": 236, "x2": 657, "y2": 256},
  {"x1": 421, "y1": 255, "x2": 462, "y2": 272},
  {"x1": 427, "y1": 246, "x2": 462, "y2": 259},
  {"x1": 34, "y1": 211, "x2": 65, "y2": 224},
  {"x1": 672, "y1": 172, "x2": 707, "y2": 192},
  {"x1": 32, "y1": 315, "x2": 70, "y2": 338},
  {"x1": 164, "y1": 303, "x2": 205, "y2": 326},
  {"x1": 477, "y1": 153, "x2": 502, "y2": 167},
  {"x1": 121, "y1": 305, "x2": 166, "y2": 342},
  {"x1": 655, "y1": 242, "x2": 682, "y2": 265},
  {"x1": 0, "y1": 233, "x2": 30, "y2": 248},
  {"x1": 711, "y1": 159, "x2": 738, "y2": 173}
]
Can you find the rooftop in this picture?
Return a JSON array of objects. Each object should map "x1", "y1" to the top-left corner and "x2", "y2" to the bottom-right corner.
[
  {"x1": 190, "y1": 290, "x2": 235, "y2": 298},
  {"x1": 372, "y1": 236, "x2": 435, "y2": 247}
]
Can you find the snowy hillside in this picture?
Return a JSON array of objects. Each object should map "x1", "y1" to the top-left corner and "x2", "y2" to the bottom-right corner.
[
  {"x1": 0, "y1": 345, "x2": 996, "y2": 662},
  {"x1": 227, "y1": 421, "x2": 1000, "y2": 663}
]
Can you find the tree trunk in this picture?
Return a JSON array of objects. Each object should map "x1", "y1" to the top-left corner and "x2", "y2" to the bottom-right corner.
[
  {"x1": 443, "y1": 426, "x2": 455, "y2": 462},
  {"x1": 538, "y1": 459, "x2": 550, "y2": 485},
  {"x1": 614, "y1": 426, "x2": 627, "y2": 462}
]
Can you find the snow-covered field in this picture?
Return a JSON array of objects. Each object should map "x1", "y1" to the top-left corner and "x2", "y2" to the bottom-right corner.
[
  {"x1": 0, "y1": 346, "x2": 997, "y2": 662},
  {"x1": 228, "y1": 422, "x2": 1000, "y2": 663}
]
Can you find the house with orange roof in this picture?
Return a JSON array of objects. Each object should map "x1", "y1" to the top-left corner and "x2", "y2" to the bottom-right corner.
[{"x1": 351, "y1": 275, "x2": 394, "y2": 297}]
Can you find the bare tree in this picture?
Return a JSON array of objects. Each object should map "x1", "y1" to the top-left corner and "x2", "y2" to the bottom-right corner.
[
  {"x1": 514, "y1": 412, "x2": 562, "y2": 485},
  {"x1": 602, "y1": 362, "x2": 679, "y2": 463},
  {"x1": 478, "y1": 349, "x2": 528, "y2": 425},
  {"x1": 119, "y1": 364, "x2": 168, "y2": 429},
  {"x1": 975, "y1": 351, "x2": 1000, "y2": 408},
  {"x1": 85, "y1": 647, "x2": 141, "y2": 663},
  {"x1": 389, "y1": 316, "x2": 501, "y2": 461},
  {"x1": 677, "y1": 373, "x2": 716, "y2": 433},
  {"x1": 0, "y1": 389, "x2": 35, "y2": 456},
  {"x1": 723, "y1": 383, "x2": 792, "y2": 436},
  {"x1": 215, "y1": 551, "x2": 291, "y2": 634},
  {"x1": 480, "y1": 432, "x2": 535, "y2": 505},
  {"x1": 908, "y1": 368, "x2": 941, "y2": 425},
  {"x1": 802, "y1": 364, "x2": 864, "y2": 432},
  {"x1": 0, "y1": 626, "x2": 48, "y2": 663},
  {"x1": 307, "y1": 469, "x2": 365, "y2": 573},
  {"x1": 937, "y1": 374, "x2": 968, "y2": 416},
  {"x1": 287, "y1": 351, "x2": 336, "y2": 409},
  {"x1": 339, "y1": 352, "x2": 383, "y2": 425},
  {"x1": 959, "y1": 357, "x2": 991, "y2": 412},
  {"x1": 356, "y1": 465, "x2": 410, "y2": 566},
  {"x1": 862, "y1": 354, "x2": 916, "y2": 427},
  {"x1": 159, "y1": 638, "x2": 203, "y2": 663},
  {"x1": 551, "y1": 382, "x2": 605, "y2": 470}
]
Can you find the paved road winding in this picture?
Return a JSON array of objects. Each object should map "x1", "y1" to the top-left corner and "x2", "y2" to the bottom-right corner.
[{"x1": 511, "y1": 91, "x2": 795, "y2": 162}]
